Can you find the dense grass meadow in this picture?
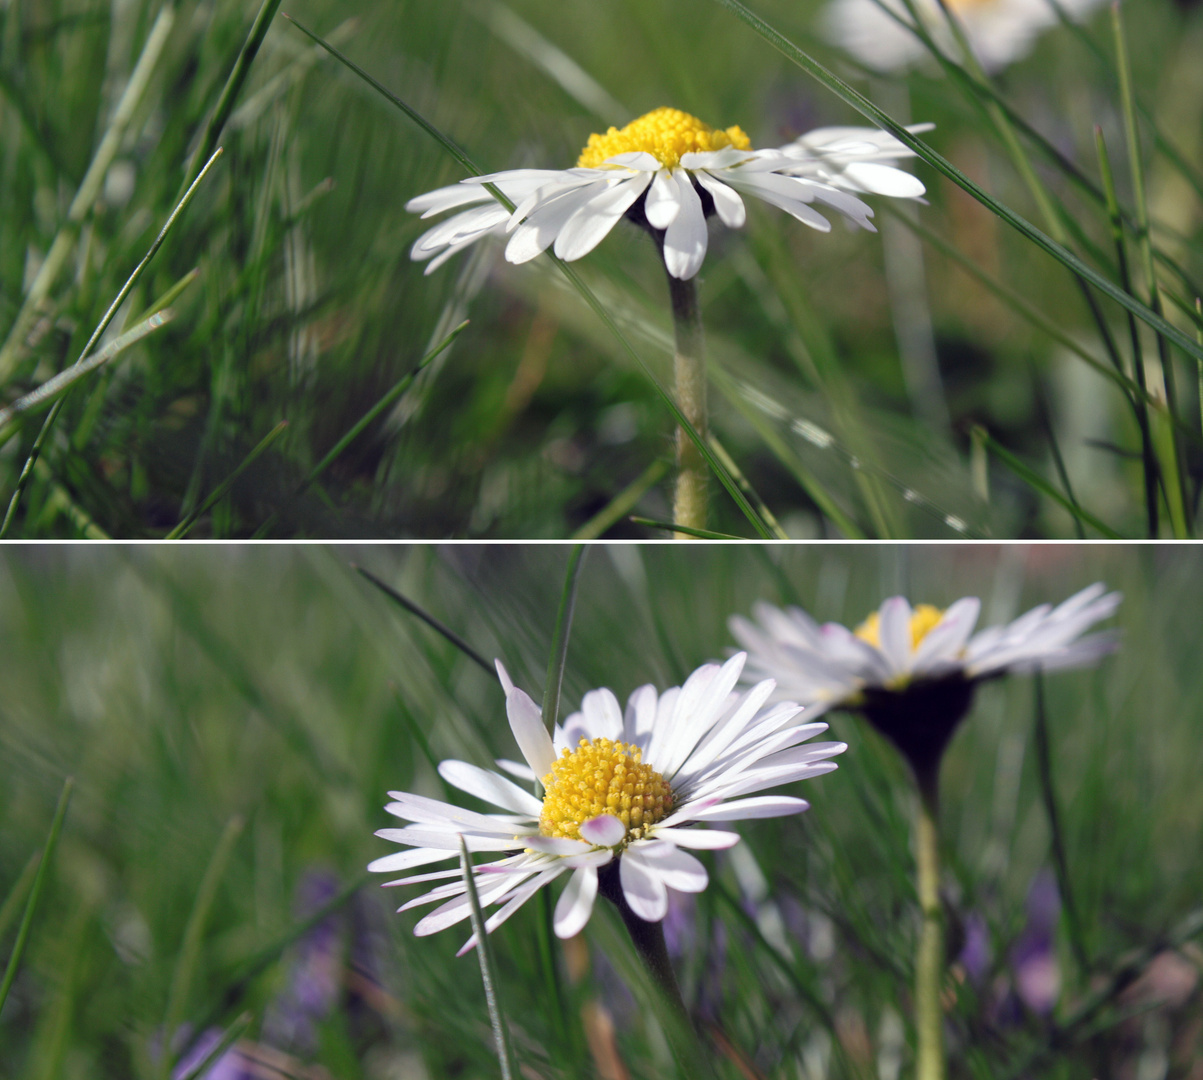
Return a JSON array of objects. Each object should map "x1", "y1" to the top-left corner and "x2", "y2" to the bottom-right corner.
[
  {"x1": 3, "y1": 0, "x2": 1203, "y2": 537},
  {"x1": 1, "y1": 543, "x2": 1201, "y2": 1078}
]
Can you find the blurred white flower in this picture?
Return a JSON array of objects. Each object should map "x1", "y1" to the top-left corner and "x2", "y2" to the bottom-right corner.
[
  {"x1": 732, "y1": 583, "x2": 1121, "y2": 705},
  {"x1": 369, "y1": 653, "x2": 843, "y2": 954},
  {"x1": 823, "y1": 0, "x2": 1106, "y2": 74},
  {"x1": 730, "y1": 584, "x2": 1120, "y2": 779},
  {"x1": 407, "y1": 106, "x2": 927, "y2": 280}
]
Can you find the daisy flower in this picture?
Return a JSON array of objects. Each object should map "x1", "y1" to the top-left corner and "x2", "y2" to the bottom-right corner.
[
  {"x1": 369, "y1": 653, "x2": 844, "y2": 955},
  {"x1": 823, "y1": 0, "x2": 1106, "y2": 75},
  {"x1": 730, "y1": 583, "x2": 1120, "y2": 779},
  {"x1": 407, "y1": 106, "x2": 928, "y2": 281}
]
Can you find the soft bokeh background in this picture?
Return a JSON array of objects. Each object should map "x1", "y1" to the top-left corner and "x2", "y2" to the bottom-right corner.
[
  {"x1": 1, "y1": 0, "x2": 1202, "y2": 536},
  {"x1": 1, "y1": 543, "x2": 1201, "y2": 1078}
]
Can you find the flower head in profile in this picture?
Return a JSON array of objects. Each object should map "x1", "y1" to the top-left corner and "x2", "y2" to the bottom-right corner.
[
  {"x1": 369, "y1": 653, "x2": 843, "y2": 954},
  {"x1": 823, "y1": 0, "x2": 1106, "y2": 74},
  {"x1": 730, "y1": 583, "x2": 1120, "y2": 782},
  {"x1": 407, "y1": 106, "x2": 928, "y2": 280}
]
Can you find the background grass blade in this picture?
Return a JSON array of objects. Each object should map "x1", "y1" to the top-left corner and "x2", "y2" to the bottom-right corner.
[
  {"x1": 0, "y1": 777, "x2": 74, "y2": 1017},
  {"x1": 158, "y1": 814, "x2": 245, "y2": 1080},
  {"x1": 707, "y1": 0, "x2": 1203, "y2": 367}
]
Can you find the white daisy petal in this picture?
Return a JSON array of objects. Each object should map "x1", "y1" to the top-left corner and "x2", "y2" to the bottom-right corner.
[
  {"x1": 687, "y1": 795, "x2": 812, "y2": 821},
  {"x1": 437, "y1": 760, "x2": 544, "y2": 817},
  {"x1": 620, "y1": 848, "x2": 669, "y2": 921},
  {"x1": 695, "y1": 171, "x2": 746, "y2": 228},
  {"x1": 662, "y1": 169, "x2": 709, "y2": 280},
  {"x1": 644, "y1": 168, "x2": 682, "y2": 230},
  {"x1": 651, "y1": 826, "x2": 742, "y2": 849},
  {"x1": 375, "y1": 642, "x2": 844, "y2": 949},
  {"x1": 579, "y1": 813, "x2": 627, "y2": 847},
  {"x1": 554, "y1": 866, "x2": 600, "y2": 938},
  {"x1": 506, "y1": 685, "x2": 557, "y2": 776},
  {"x1": 552, "y1": 172, "x2": 653, "y2": 261}
]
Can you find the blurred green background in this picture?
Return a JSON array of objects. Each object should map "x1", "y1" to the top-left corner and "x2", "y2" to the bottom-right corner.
[
  {"x1": 2, "y1": 0, "x2": 1203, "y2": 536},
  {"x1": 1, "y1": 543, "x2": 1200, "y2": 1077}
]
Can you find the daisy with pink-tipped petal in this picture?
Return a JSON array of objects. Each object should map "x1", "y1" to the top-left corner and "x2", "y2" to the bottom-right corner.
[{"x1": 369, "y1": 653, "x2": 843, "y2": 955}]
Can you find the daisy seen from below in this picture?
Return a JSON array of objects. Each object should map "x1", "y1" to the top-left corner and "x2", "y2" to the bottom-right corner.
[
  {"x1": 731, "y1": 581, "x2": 1120, "y2": 1080},
  {"x1": 368, "y1": 652, "x2": 843, "y2": 962},
  {"x1": 407, "y1": 106, "x2": 928, "y2": 281},
  {"x1": 731, "y1": 582, "x2": 1121, "y2": 782},
  {"x1": 823, "y1": 0, "x2": 1106, "y2": 74},
  {"x1": 407, "y1": 106, "x2": 928, "y2": 535}
]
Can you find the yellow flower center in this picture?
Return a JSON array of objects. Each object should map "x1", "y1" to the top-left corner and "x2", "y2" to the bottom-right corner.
[
  {"x1": 539, "y1": 738, "x2": 673, "y2": 844},
  {"x1": 855, "y1": 604, "x2": 945, "y2": 650},
  {"x1": 576, "y1": 107, "x2": 752, "y2": 170}
]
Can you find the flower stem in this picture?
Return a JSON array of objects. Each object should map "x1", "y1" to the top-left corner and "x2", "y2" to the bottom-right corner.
[
  {"x1": 598, "y1": 862, "x2": 687, "y2": 1014},
  {"x1": 664, "y1": 269, "x2": 708, "y2": 537},
  {"x1": 914, "y1": 771, "x2": 945, "y2": 1080}
]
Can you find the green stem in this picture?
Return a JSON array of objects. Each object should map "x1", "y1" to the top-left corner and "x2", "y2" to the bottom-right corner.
[
  {"x1": 666, "y1": 270, "x2": 708, "y2": 537},
  {"x1": 914, "y1": 772, "x2": 945, "y2": 1080},
  {"x1": 598, "y1": 862, "x2": 687, "y2": 1016}
]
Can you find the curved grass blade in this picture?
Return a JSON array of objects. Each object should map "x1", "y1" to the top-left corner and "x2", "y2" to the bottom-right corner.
[
  {"x1": 1113, "y1": 1, "x2": 1189, "y2": 537},
  {"x1": 707, "y1": 0, "x2": 1203, "y2": 368},
  {"x1": 352, "y1": 565, "x2": 495, "y2": 679},
  {"x1": 164, "y1": 420, "x2": 289, "y2": 539},
  {"x1": 572, "y1": 458, "x2": 670, "y2": 540},
  {"x1": 629, "y1": 517, "x2": 746, "y2": 539},
  {"x1": 282, "y1": 15, "x2": 774, "y2": 540},
  {"x1": 709, "y1": 434, "x2": 788, "y2": 539},
  {"x1": 0, "y1": 147, "x2": 225, "y2": 538},
  {"x1": 158, "y1": 814, "x2": 246, "y2": 1080},
  {"x1": 458, "y1": 837, "x2": 517, "y2": 1080},
  {"x1": 0, "y1": 312, "x2": 174, "y2": 439},
  {"x1": 0, "y1": 776, "x2": 74, "y2": 1017},
  {"x1": 974, "y1": 426, "x2": 1122, "y2": 537},
  {"x1": 180, "y1": 0, "x2": 284, "y2": 194},
  {"x1": 1096, "y1": 128, "x2": 1159, "y2": 536},
  {"x1": 253, "y1": 321, "x2": 468, "y2": 537}
]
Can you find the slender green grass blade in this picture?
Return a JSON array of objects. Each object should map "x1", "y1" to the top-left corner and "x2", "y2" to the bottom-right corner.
[
  {"x1": 1032, "y1": 674, "x2": 1089, "y2": 975},
  {"x1": 0, "y1": 4, "x2": 175, "y2": 382},
  {"x1": 0, "y1": 147, "x2": 224, "y2": 538},
  {"x1": 164, "y1": 420, "x2": 288, "y2": 539},
  {"x1": 629, "y1": 517, "x2": 745, "y2": 539},
  {"x1": 352, "y1": 565, "x2": 496, "y2": 679},
  {"x1": 708, "y1": 435, "x2": 788, "y2": 539},
  {"x1": 176, "y1": 1012, "x2": 253, "y2": 1080},
  {"x1": 1094, "y1": 127, "x2": 1159, "y2": 537},
  {"x1": 1113, "y1": 1, "x2": 1189, "y2": 537},
  {"x1": 542, "y1": 545, "x2": 585, "y2": 734},
  {"x1": 1030, "y1": 366, "x2": 1086, "y2": 540},
  {"x1": 0, "y1": 776, "x2": 73, "y2": 1017},
  {"x1": 457, "y1": 837, "x2": 517, "y2": 1080},
  {"x1": 974, "y1": 426, "x2": 1122, "y2": 537},
  {"x1": 253, "y1": 321, "x2": 469, "y2": 537},
  {"x1": 159, "y1": 814, "x2": 245, "y2": 1080},
  {"x1": 572, "y1": 459, "x2": 670, "y2": 540},
  {"x1": 0, "y1": 312, "x2": 175, "y2": 438},
  {"x1": 128, "y1": 268, "x2": 201, "y2": 327},
  {"x1": 282, "y1": 15, "x2": 775, "y2": 539},
  {"x1": 706, "y1": 0, "x2": 1203, "y2": 367},
  {"x1": 181, "y1": 0, "x2": 284, "y2": 193},
  {"x1": 0, "y1": 853, "x2": 40, "y2": 946}
]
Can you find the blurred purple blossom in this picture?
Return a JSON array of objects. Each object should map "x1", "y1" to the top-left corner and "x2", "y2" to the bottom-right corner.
[{"x1": 1010, "y1": 869, "x2": 1062, "y2": 1015}]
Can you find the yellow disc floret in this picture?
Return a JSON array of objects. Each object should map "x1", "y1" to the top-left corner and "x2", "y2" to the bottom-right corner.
[
  {"x1": 577, "y1": 107, "x2": 752, "y2": 170},
  {"x1": 855, "y1": 604, "x2": 945, "y2": 650},
  {"x1": 539, "y1": 738, "x2": 673, "y2": 845}
]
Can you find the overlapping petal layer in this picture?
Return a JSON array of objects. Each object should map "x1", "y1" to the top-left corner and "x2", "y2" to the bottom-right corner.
[{"x1": 370, "y1": 654, "x2": 843, "y2": 953}]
